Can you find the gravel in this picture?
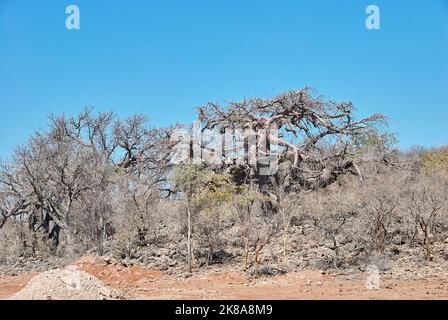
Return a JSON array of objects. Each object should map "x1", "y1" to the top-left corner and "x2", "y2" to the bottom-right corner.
[{"x1": 8, "y1": 266, "x2": 127, "y2": 300}]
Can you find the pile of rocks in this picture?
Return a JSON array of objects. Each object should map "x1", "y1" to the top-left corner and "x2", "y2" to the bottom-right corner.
[
  {"x1": 8, "y1": 266, "x2": 127, "y2": 300},
  {"x1": 0, "y1": 256, "x2": 66, "y2": 276}
]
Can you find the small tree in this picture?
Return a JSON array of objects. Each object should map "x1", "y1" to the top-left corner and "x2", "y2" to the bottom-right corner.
[
  {"x1": 303, "y1": 187, "x2": 358, "y2": 269},
  {"x1": 406, "y1": 174, "x2": 447, "y2": 261},
  {"x1": 233, "y1": 185, "x2": 278, "y2": 276},
  {"x1": 268, "y1": 181, "x2": 303, "y2": 260},
  {"x1": 172, "y1": 164, "x2": 208, "y2": 272},
  {"x1": 359, "y1": 176, "x2": 401, "y2": 254},
  {"x1": 194, "y1": 172, "x2": 235, "y2": 265},
  {"x1": 420, "y1": 146, "x2": 448, "y2": 177},
  {"x1": 173, "y1": 164, "x2": 235, "y2": 271}
]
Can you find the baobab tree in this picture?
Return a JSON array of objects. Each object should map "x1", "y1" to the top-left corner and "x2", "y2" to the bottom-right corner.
[
  {"x1": 0, "y1": 162, "x2": 30, "y2": 230},
  {"x1": 197, "y1": 88, "x2": 386, "y2": 192},
  {"x1": 0, "y1": 108, "x2": 176, "y2": 255}
]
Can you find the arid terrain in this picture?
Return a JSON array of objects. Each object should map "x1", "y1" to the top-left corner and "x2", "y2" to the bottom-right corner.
[
  {"x1": 1, "y1": 93, "x2": 448, "y2": 301},
  {"x1": 2, "y1": 0, "x2": 447, "y2": 305},
  {"x1": 1, "y1": 256, "x2": 448, "y2": 300}
]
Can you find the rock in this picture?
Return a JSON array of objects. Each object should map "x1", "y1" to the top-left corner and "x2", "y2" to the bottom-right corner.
[
  {"x1": 98, "y1": 287, "x2": 112, "y2": 298},
  {"x1": 392, "y1": 235, "x2": 403, "y2": 245},
  {"x1": 159, "y1": 262, "x2": 169, "y2": 271},
  {"x1": 247, "y1": 265, "x2": 286, "y2": 277},
  {"x1": 137, "y1": 255, "x2": 145, "y2": 264},
  {"x1": 9, "y1": 267, "x2": 127, "y2": 300},
  {"x1": 172, "y1": 253, "x2": 183, "y2": 261},
  {"x1": 324, "y1": 241, "x2": 338, "y2": 250},
  {"x1": 121, "y1": 260, "x2": 132, "y2": 267},
  {"x1": 284, "y1": 261, "x2": 296, "y2": 272},
  {"x1": 343, "y1": 243, "x2": 357, "y2": 252},
  {"x1": 168, "y1": 250, "x2": 177, "y2": 258},
  {"x1": 167, "y1": 259, "x2": 176, "y2": 267},
  {"x1": 142, "y1": 253, "x2": 154, "y2": 265},
  {"x1": 156, "y1": 248, "x2": 171, "y2": 258},
  {"x1": 336, "y1": 234, "x2": 352, "y2": 245},
  {"x1": 443, "y1": 251, "x2": 448, "y2": 261}
]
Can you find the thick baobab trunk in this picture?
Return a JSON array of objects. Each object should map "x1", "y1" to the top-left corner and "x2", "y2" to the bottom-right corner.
[{"x1": 198, "y1": 88, "x2": 385, "y2": 193}]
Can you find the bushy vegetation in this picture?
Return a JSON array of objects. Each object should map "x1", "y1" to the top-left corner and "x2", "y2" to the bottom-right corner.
[{"x1": 1, "y1": 89, "x2": 447, "y2": 276}]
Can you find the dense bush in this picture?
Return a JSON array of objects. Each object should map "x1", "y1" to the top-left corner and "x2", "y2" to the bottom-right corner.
[{"x1": 1, "y1": 90, "x2": 447, "y2": 274}]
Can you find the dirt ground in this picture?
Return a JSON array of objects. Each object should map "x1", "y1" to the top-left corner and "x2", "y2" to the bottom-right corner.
[
  {"x1": 1, "y1": 256, "x2": 448, "y2": 300},
  {"x1": 0, "y1": 272, "x2": 38, "y2": 299}
]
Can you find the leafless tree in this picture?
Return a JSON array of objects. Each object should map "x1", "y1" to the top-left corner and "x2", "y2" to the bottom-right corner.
[
  {"x1": 0, "y1": 109, "x2": 174, "y2": 256},
  {"x1": 267, "y1": 180, "x2": 302, "y2": 259},
  {"x1": 302, "y1": 187, "x2": 359, "y2": 268},
  {"x1": 198, "y1": 88, "x2": 386, "y2": 192},
  {"x1": 359, "y1": 177, "x2": 401, "y2": 254},
  {"x1": 406, "y1": 174, "x2": 448, "y2": 261},
  {"x1": 0, "y1": 162, "x2": 30, "y2": 230},
  {"x1": 233, "y1": 185, "x2": 279, "y2": 276}
]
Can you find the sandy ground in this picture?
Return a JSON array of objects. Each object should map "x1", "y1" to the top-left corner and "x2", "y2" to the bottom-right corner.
[
  {"x1": 1, "y1": 256, "x2": 448, "y2": 300},
  {"x1": 0, "y1": 272, "x2": 38, "y2": 299}
]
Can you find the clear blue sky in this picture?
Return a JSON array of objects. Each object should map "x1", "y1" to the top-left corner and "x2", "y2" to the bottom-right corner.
[{"x1": 1, "y1": 0, "x2": 447, "y2": 157}]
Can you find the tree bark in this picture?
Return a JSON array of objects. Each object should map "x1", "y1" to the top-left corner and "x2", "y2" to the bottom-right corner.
[
  {"x1": 283, "y1": 230, "x2": 289, "y2": 258},
  {"x1": 243, "y1": 237, "x2": 249, "y2": 271},
  {"x1": 253, "y1": 247, "x2": 261, "y2": 277},
  {"x1": 187, "y1": 206, "x2": 192, "y2": 273},
  {"x1": 65, "y1": 230, "x2": 75, "y2": 257}
]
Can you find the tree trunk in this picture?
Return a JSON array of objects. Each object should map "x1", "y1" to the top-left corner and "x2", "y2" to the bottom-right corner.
[
  {"x1": 187, "y1": 206, "x2": 192, "y2": 273},
  {"x1": 65, "y1": 230, "x2": 75, "y2": 257},
  {"x1": 282, "y1": 227, "x2": 289, "y2": 257},
  {"x1": 207, "y1": 244, "x2": 213, "y2": 266},
  {"x1": 281, "y1": 207, "x2": 291, "y2": 259},
  {"x1": 333, "y1": 237, "x2": 339, "y2": 268},
  {"x1": 243, "y1": 238, "x2": 249, "y2": 271},
  {"x1": 253, "y1": 247, "x2": 261, "y2": 277},
  {"x1": 31, "y1": 233, "x2": 37, "y2": 258},
  {"x1": 423, "y1": 226, "x2": 433, "y2": 261}
]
